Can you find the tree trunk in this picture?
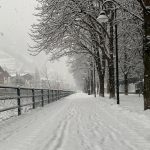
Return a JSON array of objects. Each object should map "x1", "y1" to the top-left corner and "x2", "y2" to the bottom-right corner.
[
  {"x1": 87, "y1": 70, "x2": 91, "y2": 95},
  {"x1": 88, "y1": 16, "x2": 106, "y2": 97},
  {"x1": 97, "y1": 82, "x2": 99, "y2": 95},
  {"x1": 99, "y1": 72, "x2": 105, "y2": 97},
  {"x1": 143, "y1": 0, "x2": 150, "y2": 110},
  {"x1": 124, "y1": 73, "x2": 128, "y2": 95},
  {"x1": 124, "y1": 49, "x2": 128, "y2": 95},
  {"x1": 96, "y1": 61, "x2": 105, "y2": 97},
  {"x1": 100, "y1": 53, "x2": 106, "y2": 97},
  {"x1": 93, "y1": 62, "x2": 96, "y2": 97},
  {"x1": 96, "y1": 52, "x2": 106, "y2": 97},
  {"x1": 108, "y1": 11, "x2": 115, "y2": 98},
  {"x1": 108, "y1": 59, "x2": 115, "y2": 98},
  {"x1": 107, "y1": 79, "x2": 110, "y2": 93},
  {"x1": 90, "y1": 69, "x2": 94, "y2": 94}
]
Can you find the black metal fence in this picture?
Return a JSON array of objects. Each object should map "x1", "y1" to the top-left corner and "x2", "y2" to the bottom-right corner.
[{"x1": 0, "y1": 85, "x2": 74, "y2": 120}]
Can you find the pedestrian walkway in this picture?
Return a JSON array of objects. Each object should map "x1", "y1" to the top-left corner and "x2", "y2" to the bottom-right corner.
[{"x1": 0, "y1": 93, "x2": 150, "y2": 150}]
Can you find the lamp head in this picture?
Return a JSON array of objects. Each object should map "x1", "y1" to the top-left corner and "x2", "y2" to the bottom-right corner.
[
  {"x1": 97, "y1": 11, "x2": 109, "y2": 23},
  {"x1": 100, "y1": 10, "x2": 106, "y2": 15}
]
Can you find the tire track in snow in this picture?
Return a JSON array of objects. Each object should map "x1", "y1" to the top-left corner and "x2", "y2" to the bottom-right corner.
[
  {"x1": 76, "y1": 110, "x2": 92, "y2": 150},
  {"x1": 74, "y1": 103, "x2": 104, "y2": 150},
  {"x1": 41, "y1": 120, "x2": 69, "y2": 150},
  {"x1": 40, "y1": 103, "x2": 75, "y2": 150}
]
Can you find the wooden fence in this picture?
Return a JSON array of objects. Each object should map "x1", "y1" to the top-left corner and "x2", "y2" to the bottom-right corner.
[{"x1": 0, "y1": 85, "x2": 74, "y2": 116}]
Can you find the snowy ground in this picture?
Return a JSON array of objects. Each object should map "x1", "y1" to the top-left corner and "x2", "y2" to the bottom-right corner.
[
  {"x1": 0, "y1": 93, "x2": 150, "y2": 150},
  {"x1": 104, "y1": 93, "x2": 145, "y2": 112}
]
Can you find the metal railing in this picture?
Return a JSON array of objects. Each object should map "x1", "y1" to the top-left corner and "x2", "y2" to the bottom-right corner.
[{"x1": 0, "y1": 85, "x2": 74, "y2": 117}]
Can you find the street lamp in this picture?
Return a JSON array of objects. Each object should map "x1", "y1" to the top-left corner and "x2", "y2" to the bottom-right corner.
[{"x1": 97, "y1": 3, "x2": 120, "y2": 104}]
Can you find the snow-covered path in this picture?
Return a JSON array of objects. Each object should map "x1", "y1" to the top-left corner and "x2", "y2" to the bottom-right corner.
[{"x1": 0, "y1": 93, "x2": 150, "y2": 150}]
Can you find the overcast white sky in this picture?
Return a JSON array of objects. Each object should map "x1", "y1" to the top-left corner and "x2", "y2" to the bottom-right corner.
[{"x1": 0, "y1": 0, "x2": 76, "y2": 86}]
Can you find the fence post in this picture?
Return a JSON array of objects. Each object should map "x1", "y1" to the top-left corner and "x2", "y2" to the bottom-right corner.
[
  {"x1": 17, "y1": 88, "x2": 21, "y2": 116},
  {"x1": 48, "y1": 89, "x2": 50, "y2": 104},
  {"x1": 56, "y1": 90, "x2": 58, "y2": 101},
  {"x1": 51, "y1": 90, "x2": 53, "y2": 101},
  {"x1": 59, "y1": 90, "x2": 61, "y2": 99},
  {"x1": 41, "y1": 89, "x2": 44, "y2": 107},
  {"x1": 32, "y1": 89, "x2": 35, "y2": 109},
  {"x1": 54, "y1": 90, "x2": 56, "y2": 101},
  {"x1": 56, "y1": 90, "x2": 57, "y2": 101},
  {"x1": 58, "y1": 90, "x2": 59, "y2": 100}
]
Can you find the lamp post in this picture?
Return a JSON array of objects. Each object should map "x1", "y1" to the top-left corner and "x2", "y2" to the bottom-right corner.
[{"x1": 97, "y1": 1, "x2": 120, "y2": 104}]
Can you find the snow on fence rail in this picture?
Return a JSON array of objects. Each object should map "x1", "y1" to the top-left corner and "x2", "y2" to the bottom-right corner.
[{"x1": 0, "y1": 85, "x2": 74, "y2": 121}]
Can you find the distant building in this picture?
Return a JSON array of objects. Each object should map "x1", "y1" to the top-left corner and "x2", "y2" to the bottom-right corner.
[
  {"x1": 0, "y1": 66, "x2": 10, "y2": 85},
  {"x1": 119, "y1": 77, "x2": 143, "y2": 93},
  {"x1": 9, "y1": 73, "x2": 34, "y2": 87},
  {"x1": 21, "y1": 73, "x2": 34, "y2": 87}
]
